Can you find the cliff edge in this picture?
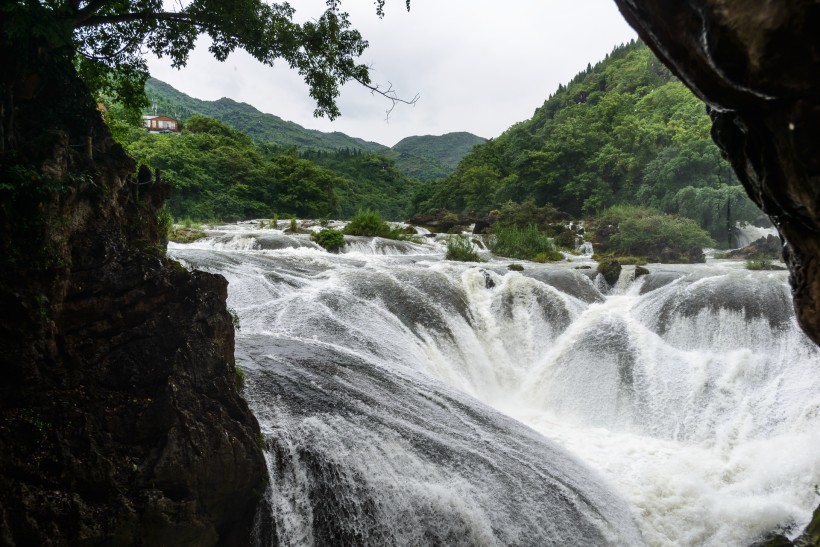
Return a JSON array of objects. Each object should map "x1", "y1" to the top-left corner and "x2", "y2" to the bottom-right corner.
[{"x1": 0, "y1": 30, "x2": 267, "y2": 546}]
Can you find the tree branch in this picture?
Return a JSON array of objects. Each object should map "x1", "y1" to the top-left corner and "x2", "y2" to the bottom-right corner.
[
  {"x1": 355, "y1": 78, "x2": 419, "y2": 121},
  {"x1": 73, "y1": 0, "x2": 113, "y2": 26},
  {"x1": 76, "y1": 10, "x2": 194, "y2": 29}
]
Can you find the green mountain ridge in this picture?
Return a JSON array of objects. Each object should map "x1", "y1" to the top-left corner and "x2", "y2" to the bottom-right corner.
[
  {"x1": 412, "y1": 39, "x2": 763, "y2": 244},
  {"x1": 144, "y1": 79, "x2": 483, "y2": 180},
  {"x1": 145, "y1": 79, "x2": 388, "y2": 153}
]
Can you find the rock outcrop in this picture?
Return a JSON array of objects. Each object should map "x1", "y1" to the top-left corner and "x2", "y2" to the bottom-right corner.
[
  {"x1": 613, "y1": 0, "x2": 820, "y2": 345},
  {"x1": 597, "y1": 260, "x2": 622, "y2": 286},
  {"x1": 726, "y1": 234, "x2": 782, "y2": 260},
  {"x1": 0, "y1": 34, "x2": 267, "y2": 545}
]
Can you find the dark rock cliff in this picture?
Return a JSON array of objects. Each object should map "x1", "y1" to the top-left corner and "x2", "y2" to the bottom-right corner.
[
  {"x1": 612, "y1": 1, "x2": 820, "y2": 544},
  {"x1": 612, "y1": 0, "x2": 820, "y2": 347},
  {"x1": 0, "y1": 33, "x2": 267, "y2": 546}
]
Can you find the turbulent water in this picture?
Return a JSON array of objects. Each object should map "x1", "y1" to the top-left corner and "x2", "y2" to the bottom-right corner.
[{"x1": 169, "y1": 222, "x2": 820, "y2": 547}]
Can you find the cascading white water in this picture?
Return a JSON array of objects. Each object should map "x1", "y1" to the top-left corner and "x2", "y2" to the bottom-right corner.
[
  {"x1": 734, "y1": 223, "x2": 777, "y2": 248},
  {"x1": 170, "y1": 226, "x2": 820, "y2": 546}
]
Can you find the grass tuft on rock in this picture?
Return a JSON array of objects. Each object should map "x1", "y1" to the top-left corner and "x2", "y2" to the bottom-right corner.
[
  {"x1": 446, "y1": 235, "x2": 481, "y2": 262},
  {"x1": 489, "y1": 224, "x2": 563, "y2": 262}
]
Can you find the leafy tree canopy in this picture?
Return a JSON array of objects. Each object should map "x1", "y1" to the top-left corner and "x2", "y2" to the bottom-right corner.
[
  {"x1": 2, "y1": 0, "x2": 411, "y2": 123},
  {"x1": 121, "y1": 115, "x2": 417, "y2": 221}
]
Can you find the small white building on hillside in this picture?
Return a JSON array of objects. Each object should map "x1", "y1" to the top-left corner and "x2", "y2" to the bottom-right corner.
[{"x1": 142, "y1": 115, "x2": 180, "y2": 133}]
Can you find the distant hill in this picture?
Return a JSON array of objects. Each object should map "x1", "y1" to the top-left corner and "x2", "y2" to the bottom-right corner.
[
  {"x1": 145, "y1": 79, "x2": 388, "y2": 153},
  {"x1": 393, "y1": 132, "x2": 486, "y2": 170},
  {"x1": 379, "y1": 150, "x2": 448, "y2": 182},
  {"x1": 144, "y1": 79, "x2": 481, "y2": 180}
]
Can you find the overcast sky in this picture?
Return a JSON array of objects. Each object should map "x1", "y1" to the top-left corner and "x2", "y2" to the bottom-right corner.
[{"x1": 146, "y1": 0, "x2": 637, "y2": 147}]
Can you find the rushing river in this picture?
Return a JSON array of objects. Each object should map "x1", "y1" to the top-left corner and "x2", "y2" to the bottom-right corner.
[{"x1": 169, "y1": 222, "x2": 820, "y2": 547}]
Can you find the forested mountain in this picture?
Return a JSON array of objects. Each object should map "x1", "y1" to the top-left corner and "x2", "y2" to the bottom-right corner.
[
  {"x1": 137, "y1": 41, "x2": 764, "y2": 241},
  {"x1": 386, "y1": 132, "x2": 486, "y2": 182},
  {"x1": 145, "y1": 79, "x2": 388, "y2": 153},
  {"x1": 412, "y1": 40, "x2": 763, "y2": 243},
  {"x1": 137, "y1": 81, "x2": 421, "y2": 219},
  {"x1": 383, "y1": 150, "x2": 451, "y2": 182},
  {"x1": 144, "y1": 79, "x2": 479, "y2": 180},
  {"x1": 393, "y1": 132, "x2": 486, "y2": 169}
]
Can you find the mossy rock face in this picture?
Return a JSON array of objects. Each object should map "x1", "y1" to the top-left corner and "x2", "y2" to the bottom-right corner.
[
  {"x1": 472, "y1": 216, "x2": 495, "y2": 234},
  {"x1": 597, "y1": 259, "x2": 622, "y2": 286},
  {"x1": 169, "y1": 227, "x2": 207, "y2": 243},
  {"x1": 727, "y1": 234, "x2": 782, "y2": 260},
  {"x1": 0, "y1": 42, "x2": 266, "y2": 545},
  {"x1": 406, "y1": 210, "x2": 468, "y2": 234}
]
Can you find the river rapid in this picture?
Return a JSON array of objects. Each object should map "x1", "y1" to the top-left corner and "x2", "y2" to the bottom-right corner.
[{"x1": 169, "y1": 221, "x2": 820, "y2": 546}]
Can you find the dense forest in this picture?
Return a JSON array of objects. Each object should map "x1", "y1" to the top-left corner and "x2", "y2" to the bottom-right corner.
[
  {"x1": 411, "y1": 40, "x2": 764, "y2": 244},
  {"x1": 123, "y1": 115, "x2": 420, "y2": 220},
  {"x1": 299, "y1": 148, "x2": 419, "y2": 218}
]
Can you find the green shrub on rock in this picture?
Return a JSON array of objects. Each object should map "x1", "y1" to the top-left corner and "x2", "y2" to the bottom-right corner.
[
  {"x1": 311, "y1": 228, "x2": 346, "y2": 252},
  {"x1": 344, "y1": 209, "x2": 393, "y2": 237},
  {"x1": 593, "y1": 205, "x2": 714, "y2": 263},
  {"x1": 745, "y1": 258, "x2": 783, "y2": 271},
  {"x1": 343, "y1": 209, "x2": 421, "y2": 243}
]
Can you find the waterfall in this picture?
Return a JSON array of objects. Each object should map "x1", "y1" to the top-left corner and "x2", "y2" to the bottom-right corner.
[
  {"x1": 734, "y1": 223, "x2": 778, "y2": 248},
  {"x1": 171, "y1": 227, "x2": 820, "y2": 546}
]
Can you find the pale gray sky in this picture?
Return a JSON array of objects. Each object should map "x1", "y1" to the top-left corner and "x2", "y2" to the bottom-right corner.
[{"x1": 146, "y1": 0, "x2": 637, "y2": 147}]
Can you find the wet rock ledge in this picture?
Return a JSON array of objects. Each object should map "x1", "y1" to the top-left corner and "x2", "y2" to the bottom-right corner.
[{"x1": 0, "y1": 45, "x2": 267, "y2": 544}]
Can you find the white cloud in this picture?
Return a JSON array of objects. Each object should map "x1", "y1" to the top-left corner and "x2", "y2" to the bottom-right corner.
[{"x1": 146, "y1": 0, "x2": 637, "y2": 146}]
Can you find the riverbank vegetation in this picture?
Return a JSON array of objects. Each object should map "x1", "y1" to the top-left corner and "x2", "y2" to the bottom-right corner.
[{"x1": 590, "y1": 205, "x2": 714, "y2": 263}]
